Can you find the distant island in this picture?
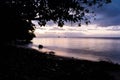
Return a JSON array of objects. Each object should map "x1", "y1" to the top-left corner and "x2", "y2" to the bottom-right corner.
[{"x1": 36, "y1": 36, "x2": 120, "y2": 39}]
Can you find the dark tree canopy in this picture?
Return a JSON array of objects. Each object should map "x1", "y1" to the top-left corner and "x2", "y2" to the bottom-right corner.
[{"x1": 0, "y1": 0, "x2": 111, "y2": 43}]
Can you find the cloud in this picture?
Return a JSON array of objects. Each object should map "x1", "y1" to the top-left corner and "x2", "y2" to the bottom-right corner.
[
  {"x1": 94, "y1": 0, "x2": 120, "y2": 27},
  {"x1": 33, "y1": 0, "x2": 120, "y2": 35},
  {"x1": 49, "y1": 27, "x2": 65, "y2": 31}
]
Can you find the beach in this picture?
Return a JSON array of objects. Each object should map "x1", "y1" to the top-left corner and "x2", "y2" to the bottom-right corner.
[{"x1": 1, "y1": 44, "x2": 120, "y2": 80}]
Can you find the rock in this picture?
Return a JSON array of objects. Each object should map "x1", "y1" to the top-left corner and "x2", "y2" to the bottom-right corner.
[
  {"x1": 38, "y1": 44, "x2": 43, "y2": 49},
  {"x1": 49, "y1": 51, "x2": 55, "y2": 55}
]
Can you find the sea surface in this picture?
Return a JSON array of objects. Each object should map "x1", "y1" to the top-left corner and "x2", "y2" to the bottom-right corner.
[{"x1": 31, "y1": 37, "x2": 120, "y2": 64}]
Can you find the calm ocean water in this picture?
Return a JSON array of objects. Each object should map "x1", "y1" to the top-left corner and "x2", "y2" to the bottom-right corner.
[{"x1": 31, "y1": 37, "x2": 120, "y2": 64}]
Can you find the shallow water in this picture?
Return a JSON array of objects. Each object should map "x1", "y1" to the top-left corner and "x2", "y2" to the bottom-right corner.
[{"x1": 31, "y1": 37, "x2": 120, "y2": 64}]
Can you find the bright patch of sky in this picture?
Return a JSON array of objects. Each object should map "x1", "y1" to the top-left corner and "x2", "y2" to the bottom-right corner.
[{"x1": 34, "y1": 24, "x2": 120, "y2": 37}]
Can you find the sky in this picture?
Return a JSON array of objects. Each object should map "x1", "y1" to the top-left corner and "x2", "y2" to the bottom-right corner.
[{"x1": 34, "y1": 0, "x2": 120, "y2": 37}]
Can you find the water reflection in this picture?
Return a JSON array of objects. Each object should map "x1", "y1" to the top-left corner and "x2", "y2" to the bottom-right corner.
[{"x1": 32, "y1": 38, "x2": 120, "y2": 64}]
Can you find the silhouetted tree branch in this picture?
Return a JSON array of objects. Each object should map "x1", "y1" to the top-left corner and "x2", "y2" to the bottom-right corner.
[{"x1": 0, "y1": 0, "x2": 111, "y2": 43}]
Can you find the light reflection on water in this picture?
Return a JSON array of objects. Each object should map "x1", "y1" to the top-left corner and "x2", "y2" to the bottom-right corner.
[{"x1": 31, "y1": 38, "x2": 120, "y2": 64}]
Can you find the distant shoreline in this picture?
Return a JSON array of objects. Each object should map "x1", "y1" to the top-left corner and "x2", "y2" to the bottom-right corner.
[{"x1": 35, "y1": 37, "x2": 120, "y2": 39}]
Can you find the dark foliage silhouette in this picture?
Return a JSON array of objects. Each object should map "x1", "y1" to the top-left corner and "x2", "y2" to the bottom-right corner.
[{"x1": 0, "y1": 0, "x2": 111, "y2": 43}]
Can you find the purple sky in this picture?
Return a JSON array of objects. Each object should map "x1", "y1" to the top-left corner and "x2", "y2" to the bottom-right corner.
[
  {"x1": 93, "y1": 0, "x2": 120, "y2": 27},
  {"x1": 34, "y1": 0, "x2": 120, "y2": 37}
]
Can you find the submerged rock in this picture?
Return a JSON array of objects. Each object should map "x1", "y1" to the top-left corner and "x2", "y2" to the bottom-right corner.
[{"x1": 48, "y1": 51, "x2": 55, "y2": 55}]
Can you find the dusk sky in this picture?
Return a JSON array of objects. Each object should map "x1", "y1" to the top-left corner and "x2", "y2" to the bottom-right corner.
[{"x1": 34, "y1": 0, "x2": 120, "y2": 37}]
